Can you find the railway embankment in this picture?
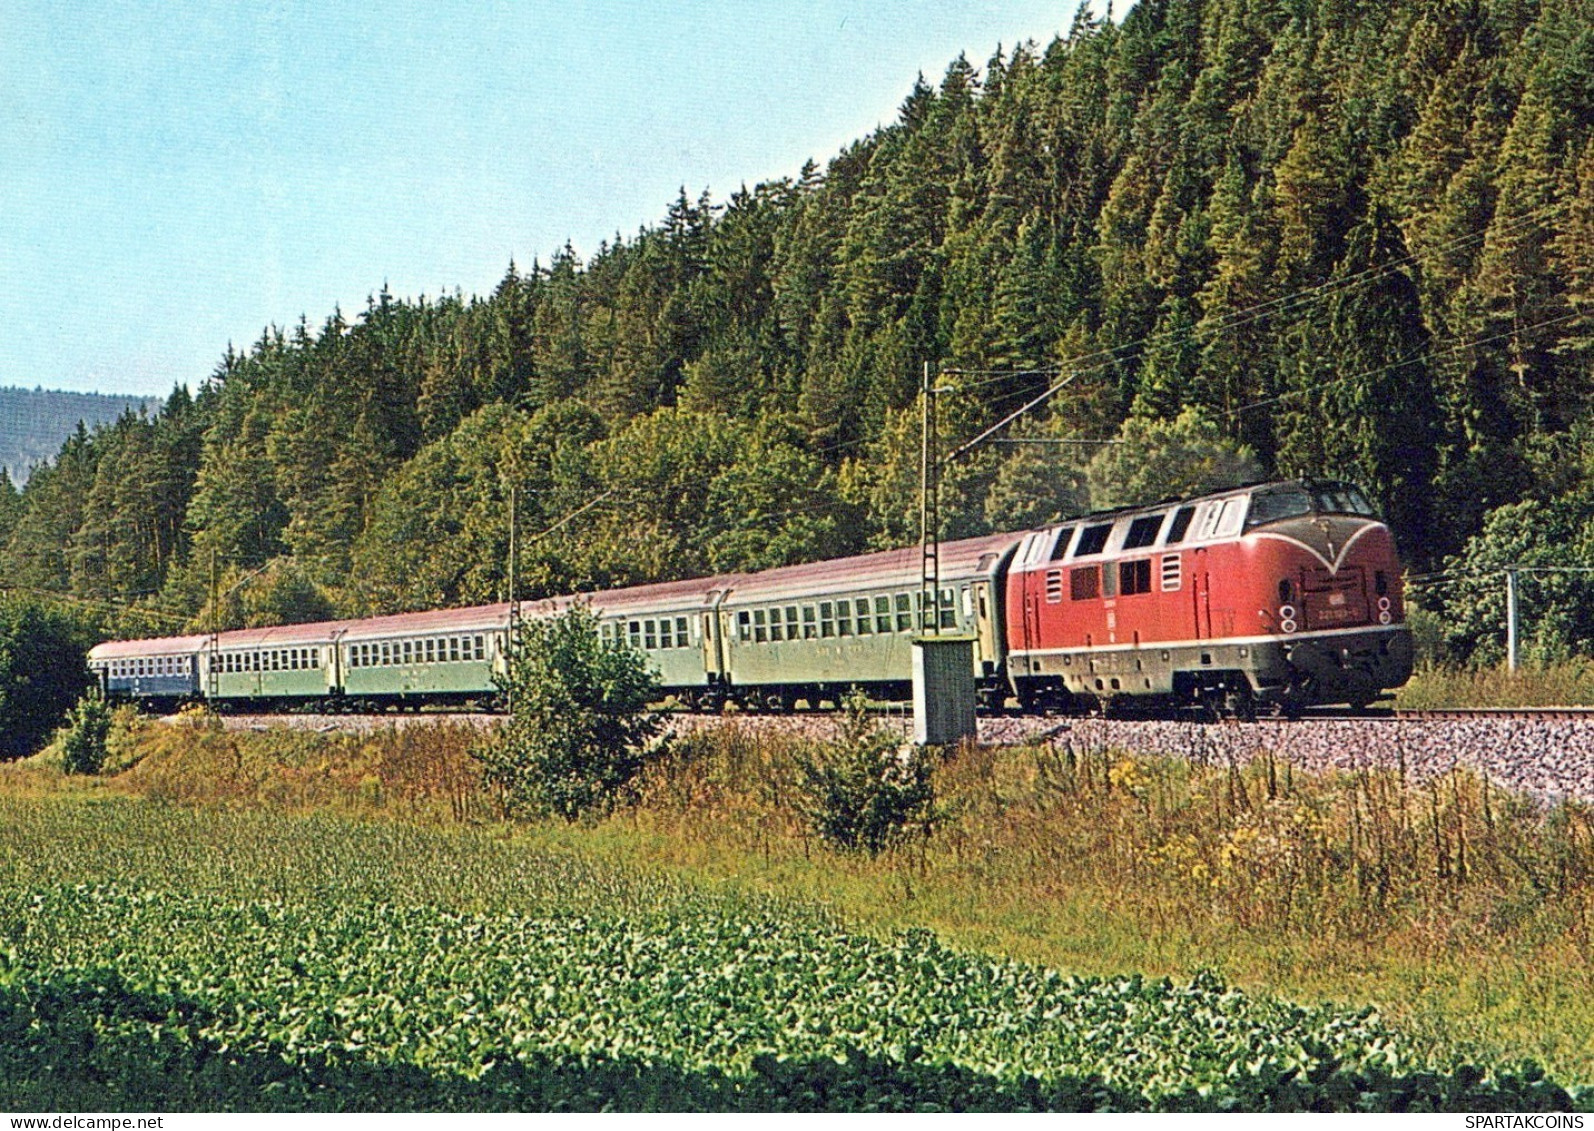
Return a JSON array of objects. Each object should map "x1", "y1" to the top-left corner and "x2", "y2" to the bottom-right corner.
[{"x1": 192, "y1": 709, "x2": 1594, "y2": 803}]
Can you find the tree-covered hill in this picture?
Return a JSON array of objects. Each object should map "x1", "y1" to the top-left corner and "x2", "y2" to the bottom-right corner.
[
  {"x1": 3, "y1": 0, "x2": 1590, "y2": 663},
  {"x1": 0, "y1": 388, "x2": 158, "y2": 485}
]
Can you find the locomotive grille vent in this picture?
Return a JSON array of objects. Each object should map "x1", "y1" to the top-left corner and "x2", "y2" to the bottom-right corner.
[
  {"x1": 1045, "y1": 570, "x2": 1063, "y2": 604},
  {"x1": 1160, "y1": 554, "x2": 1182, "y2": 592}
]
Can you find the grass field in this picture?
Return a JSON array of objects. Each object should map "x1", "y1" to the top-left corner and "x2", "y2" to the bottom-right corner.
[
  {"x1": 1397, "y1": 662, "x2": 1594, "y2": 709},
  {"x1": 0, "y1": 712, "x2": 1589, "y2": 1111}
]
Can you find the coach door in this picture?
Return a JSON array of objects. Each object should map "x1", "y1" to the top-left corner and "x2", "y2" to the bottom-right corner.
[{"x1": 702, "y1": 591, "x2": 726, "y2": 681}]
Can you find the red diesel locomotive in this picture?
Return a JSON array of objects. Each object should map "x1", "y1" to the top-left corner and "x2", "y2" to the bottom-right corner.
[{"x1": 1004, "y1": 479, "x2": 1413, "y2": 715}]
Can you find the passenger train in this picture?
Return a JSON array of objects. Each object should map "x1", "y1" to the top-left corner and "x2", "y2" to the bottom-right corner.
[{"x1": 89, "y1": 479, "x2": 1414, "y2": 717}]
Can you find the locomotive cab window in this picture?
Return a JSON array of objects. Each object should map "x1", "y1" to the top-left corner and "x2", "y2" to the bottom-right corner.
[{"x1": 1247, "y1": 486, "x2": 1313, "y2": 527}]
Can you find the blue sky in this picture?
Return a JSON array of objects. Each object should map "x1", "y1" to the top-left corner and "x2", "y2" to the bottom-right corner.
[{"x1": 2, "y1": 1, "x2": 1100, "y2": 397}]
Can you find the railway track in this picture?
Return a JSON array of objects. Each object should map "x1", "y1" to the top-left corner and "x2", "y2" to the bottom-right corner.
[{"x1": 187, "y1": 703, "x2": 1594, "y2": 728}]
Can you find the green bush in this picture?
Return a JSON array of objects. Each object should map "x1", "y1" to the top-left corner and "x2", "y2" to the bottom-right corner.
[
  {"x1": 59, "y1": 692, "x2": 113, "y2": 775},
  {"x1": 476, "y1": 607, "x2": 665, "y2": 820},
  {"x1": 797, "y1": 692, "x2": 939, "y2": 856},
  {"x1": 0, "y1": 597, "x2": 95, "y2": 761}
]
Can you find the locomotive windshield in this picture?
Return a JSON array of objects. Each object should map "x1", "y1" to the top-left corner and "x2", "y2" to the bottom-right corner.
[{"x1": 1246, "y1": 483, "x2": 1378, "y2": 527}]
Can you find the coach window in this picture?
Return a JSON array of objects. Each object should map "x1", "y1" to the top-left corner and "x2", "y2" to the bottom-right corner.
[
  {"x1": 645, "y1": 620, "x2": 658, "y2": 650},
  {"x1": 450, "y1": 637, "x2": 461, "y2": 661},
  {"x1": 770, "y1": 610, "x2": 785, "y2": 642},
  {"x1": 852, "y1": 597, "x2": 871, "y2": 635},
  {"x1": 837, "y1": 600, "x2": 853, "y2": 636},
  {"x1": 1123, "y1": 514, "x2": 1164, "y2": 550},
  {"x1": 871, "y1": 595, "x2": 889, "y2": 634},
  {"x1": 802, "y1": 606, "x2": 817, "y2": 639},
  {"x1": 1119, "y1": 559, "x2": 1152, "y2": 596},
  {"x1": 737, "y1": 610, "x2": 752, "y2": 642},
  {"x1": 1164, "y1": 506, "x2": 1197, "y2": 545},
  {"x1": 473, "y1": 635, "x2": 486, "y2": 660},
  {"x1": 1074, "y1": 523, "x2": 1112, "y2": 557},
  {"x1": 785, "y1": 607, "x2": 799, "y2": 641},
  {"x1": 753, "y1": 609, "x2": 768, "y2": 643},
  {"x1": 895, "y1": 593, "x2": 912, "y2": 632},
  {"x1": 938, "y1": 588, "x2": 956, "y2": 630},
  {"x1": 380, "y1": 642, "x2": 391, "y2": 666},
  {"x1": 676, "y1": 616, "x2": 689, "y2": 647},
  {"x1": 819, "y1": 601, "x2": 835, "y2": 638},
  {"x1": 1071, "y1": 566, "x2": 1099, "y2": 601},
  {"x1": 627, "y1": 621, "x2": 641, "y2": 648}
]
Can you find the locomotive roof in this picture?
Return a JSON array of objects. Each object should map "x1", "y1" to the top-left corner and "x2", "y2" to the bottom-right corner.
[{"x1": 1055, "y1": 477, "x2": 1360, "y2": 526}]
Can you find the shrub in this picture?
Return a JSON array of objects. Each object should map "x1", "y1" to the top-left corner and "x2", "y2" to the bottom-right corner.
[
  {"x1": 475, "y1": 607, "x2": 665, "y2": 820},
  {"x1": 59, "y1": 692, "x2": 113, "y2": 775},
  {"x1": 0, "y1": 597, "x2": 95, "y2": 761},
  {"x1": 797, "y1": 691, "x2": 939, "y2": 856}
]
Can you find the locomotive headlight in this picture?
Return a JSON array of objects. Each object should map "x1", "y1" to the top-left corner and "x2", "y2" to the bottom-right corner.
[
  {"x1": 1377, "y1": 596, "x2": 1391, "y2": 612},
  {"x1": 1278, "y1": 604, "x2": 1297, "y2": 634}
]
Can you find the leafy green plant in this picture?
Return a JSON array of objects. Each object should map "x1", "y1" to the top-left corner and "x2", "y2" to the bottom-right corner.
[
  {"x1": 476, "y1": 607, "x2": 666, "y2": 820},
  {"x1": 0, "y1": 877, "x2": 1576, "y2": 1112},
  {"x1": 0, "y1": 597, "x2": 94, "y2": 761},
  {"x1": 58, "y1": 692, "x2": 112, "y2": 776},
  {"x1": 797, "y1": 691, "x2": 939, "y2": 856}
]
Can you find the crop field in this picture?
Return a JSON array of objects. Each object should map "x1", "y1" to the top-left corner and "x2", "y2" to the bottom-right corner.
[{"x1": 0, "y1": 796, "x2": 1580, "y2": 1112}]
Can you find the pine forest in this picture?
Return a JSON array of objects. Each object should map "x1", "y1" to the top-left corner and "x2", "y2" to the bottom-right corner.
[{"x1": 6, "y1": 0, "x2": 1593, "y2": 666}]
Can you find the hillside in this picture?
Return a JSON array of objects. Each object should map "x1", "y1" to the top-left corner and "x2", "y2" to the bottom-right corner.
[
  {"x1": 0, "y1": 0, "x2": 1589, "y2": 665},
  {"x1": 0, "y1": 387, "x2": 158, "y2": 484}
]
